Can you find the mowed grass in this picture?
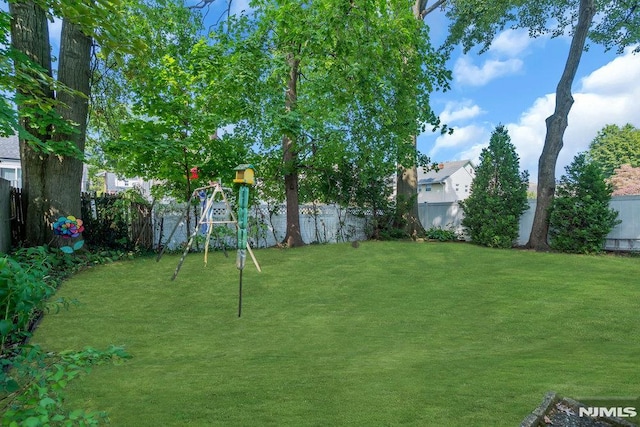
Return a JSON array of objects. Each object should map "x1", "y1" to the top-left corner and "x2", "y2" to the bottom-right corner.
[{"x1": 32, "y1": 242, "x2": 640, "y2": 426}]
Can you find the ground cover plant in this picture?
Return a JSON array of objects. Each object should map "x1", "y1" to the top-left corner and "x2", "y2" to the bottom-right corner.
[{"x1": 31, "y1": 242, "x2": 640, "y2": 426}]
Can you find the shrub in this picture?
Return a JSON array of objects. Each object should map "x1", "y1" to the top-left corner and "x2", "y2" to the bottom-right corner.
[
  {"x1": 425, "y1": 226, "x2": 459, "y2": 242},
  {"x1": 0, "y1": 247, "x2": 131, "y2": 425},
  {"x1": 549, "y1": 153, "x2": 620, "y2": 253},
  {"x1": 460, "y1": 125, "x2": 529, "y2": 248}
]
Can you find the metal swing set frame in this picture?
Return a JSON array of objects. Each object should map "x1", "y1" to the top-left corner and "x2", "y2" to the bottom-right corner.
[{"x1": 156, "y1": 180, "x2": 261, "y2": 281}]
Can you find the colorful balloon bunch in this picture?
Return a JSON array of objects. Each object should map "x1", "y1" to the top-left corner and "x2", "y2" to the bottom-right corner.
[{"x1": 53, "y1": 215, "x2": 85, "y2": 238}]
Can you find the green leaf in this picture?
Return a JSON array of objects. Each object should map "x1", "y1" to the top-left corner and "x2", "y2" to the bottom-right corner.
[
  {"x1": 39, "y1": 397, "x2": 56, "y2": 408},
  {"x1": 60, "y1": 246, "x2": 74, "y2": 254},
  {"x1": 3, "y1": 378, "x2": 20, "y2": 393},
  {"x1": 0, "y1": 319, "x2": 13, "y2": 336}
]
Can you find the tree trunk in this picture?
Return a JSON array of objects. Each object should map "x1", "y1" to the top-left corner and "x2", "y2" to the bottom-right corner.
[
  {"x1": 396, "y1": 136, "x2": 422, "y2": 238},
  {"x1": 393, "y1": 0, "x2": 438, "y2": 239},
  {"x1": 526, "y1": 0, "x2": 596, "y2": 250},
  {"x1": 9, "y1": 1, "x2": 53, "y2": 246},
  {"x1": 282, "y1": 54, "x2": 304, "y2": 247},
  {"x1": 10, "y1": 3, "x2": 93, "y2": 246},
  {"x1": 48, "y1": 19, "x2": 92, "y2": 227}
]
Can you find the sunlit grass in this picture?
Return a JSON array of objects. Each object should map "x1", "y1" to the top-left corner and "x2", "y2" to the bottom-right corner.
[{"x1": 32, "y1": 242, "x2": 640, "y2": 426}]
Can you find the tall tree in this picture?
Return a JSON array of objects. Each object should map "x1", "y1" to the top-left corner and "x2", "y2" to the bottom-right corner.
[
  {"x1": 527, "y1": 0, "x2": 596, "y2": 250},
  {"x1": 92, "y1": 0, "x2": 246, "y2": 202},
  {"x1": 395, "y1": 0, "x2": 451, "y2": 239},
  {"x1": 588, "y1": 123, "x2": 640, "y2": 177},
  {"x1": 9, "y1": 0, "x2": 131, "y2": 246},
  {"x1": 9, "y1": 1, "x2": 56, "y2": 246},
  {"x1": 443, "y1": 0, "x2": 640, "y2": 250},
  {"x1": 201, "y1": 0, "x2": 449, "y2": 246},
  {"x1": 460, "y1": 125, "x2": 529, "y2": 248},
  {"x1": 549, "y1": 152, "x2": 619, "y2": 253}
]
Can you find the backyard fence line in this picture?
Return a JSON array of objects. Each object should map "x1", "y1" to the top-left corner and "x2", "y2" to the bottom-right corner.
[
  {"x1": 418, "y1": 195, "x2": 640, "y2": 251},
  {"x1": 5, "y1": 183, "x2": 639, "y2": 252},
  {"x1": 154, "y1": 202, "x2": 370, "y2": 251}
]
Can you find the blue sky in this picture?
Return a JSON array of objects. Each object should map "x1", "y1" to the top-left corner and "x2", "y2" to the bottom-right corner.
[{"x1": 420, "y1": 12, "x2": 640, "y2": 180}]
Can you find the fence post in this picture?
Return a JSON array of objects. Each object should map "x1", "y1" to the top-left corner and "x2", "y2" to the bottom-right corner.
[{"x1": 0, "y1": 179, "x2": 10, "y2": 253}]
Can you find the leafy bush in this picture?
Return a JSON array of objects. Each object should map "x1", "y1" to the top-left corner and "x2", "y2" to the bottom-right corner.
[
  {"x1": 1, "y1": 345, "x2": 130, "y2": 426},
  {"x1": 460, "y1": 125, "x2": 529, "y2": 248},
  {"x1": 425, "y1": 226, "x2": 460, "y2": 242},
  {"x1": 549, "y1": 153, "x2": 620, "y2": 253},
  {"x1": 0, "y1": 248, "x2": 65, "y2": 353},
  {"x1": 81, "y1": 188, "x2": 152, "y2": 251},
  {"x1": 0, "y1": 246, "x2": 132, "y2": 425}
]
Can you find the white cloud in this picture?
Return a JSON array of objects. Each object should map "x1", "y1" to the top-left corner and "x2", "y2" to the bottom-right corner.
[
  {"x1": 439, "y1": 100, "x2": 484, "y2": 124},
  {"x1": 489, "y1": 29, "x2": 534, "y2": 57},
  {"x1": 505, "y1": 49, "x2": 640, "y2": 179},
  {"x1": 578, "y1": 46, "x2": 640, "y2": 95},
  {"x1": 506, "y1": 95, "x2": 554, "y2": 176},
  {"x1": 454, "y1": 56, "x2": 524, "y2": 86},
  {"x1": 428, "y1": 124, "x2": 490, "y2": 159}
]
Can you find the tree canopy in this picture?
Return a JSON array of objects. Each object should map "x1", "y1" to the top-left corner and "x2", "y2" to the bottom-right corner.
[
  {"x1": 91, "y1": 0, "x2": 248, "y2": 202},
  {"x1": 187, "y1": 0, "x2": 450, "y2": 245},
  {"x1": 588, "y1": 123, "x2": 640, "y2": 177}
]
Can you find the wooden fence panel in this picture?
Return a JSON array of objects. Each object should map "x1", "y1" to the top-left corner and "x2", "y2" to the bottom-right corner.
[
  {"x1": 0, "y1": 179, "x2": 10, "y2": 253},
  {"x1": 9, "y1": 187, "x2": 25, "y2": 248}
]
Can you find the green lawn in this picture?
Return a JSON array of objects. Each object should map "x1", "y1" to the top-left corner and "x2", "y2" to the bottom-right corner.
[{"x1": 32, "y1": 242, "x2": 640, "y2": 426}]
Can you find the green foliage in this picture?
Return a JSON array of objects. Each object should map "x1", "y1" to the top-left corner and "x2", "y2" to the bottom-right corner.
[
  {"x1": 587, "y1": 123, "x2": 640, "y2": 177},
  {"x1": 198, "y1": 0, "x2": 450, "y2": 207},
  {"x1": 0, "y1": 246, "x2": 131, "y2": 425},
  {"x1": 425, "y1": 226, "x2": 460, "y2": 242},
  {"x1": 0, "y1": 250, "x2": 58, "y2": 353},
  {"x1": 444, "y1": 0, "x2": 640, "y2": 54},
  {"x1": 460, "y1": 125, "x2": 529, "y2": 248},
  {"x1": 80, "y1": 189, "x2": 152, "y2": 251},
  {"x1": 1, "y1": 345, "x2": 130, "y2": 426},
  {"x1": 91, "y1": 1, "x2": 247, "y2": 202},
  {"x1": 549, "y1": 153, "x2": 620, "y2": 253}
]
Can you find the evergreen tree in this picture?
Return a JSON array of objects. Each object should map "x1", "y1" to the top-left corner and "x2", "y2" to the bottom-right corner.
[
  {"x1": 549, "y1": 153, "x2": 620, "y2": 253},
  {"x1": 460, "y1": 125, "x2": 529, "y2": 248}
]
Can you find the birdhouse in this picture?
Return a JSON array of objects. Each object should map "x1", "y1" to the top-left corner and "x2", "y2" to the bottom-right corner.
[
  {"x1": 189, "y1": 167, "x2": 199, "y2": 180},
  {"x1": 233, "y1": 164, "x2": 255, "y2": 185}
]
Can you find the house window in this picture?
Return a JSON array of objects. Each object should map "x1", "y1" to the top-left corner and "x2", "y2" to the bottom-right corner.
[
  {"x1": 1, "y1": 167, "x2": 21, "y2": 188},
  {"x1": 425, "y1": 184, "x2": 432, "y2": 192}
]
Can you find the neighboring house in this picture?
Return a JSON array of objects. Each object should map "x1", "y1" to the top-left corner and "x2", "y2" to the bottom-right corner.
[
  {"x1": 417, "y1": 160, "x2": 475, "y2": 203},
  {"x1": 0, "y1": 134, "x2": 148, "y2": 195},
  {"x1": 0, "y1": 134, "x2": 21, "y2": 188},
  {"x1": 100, "y1": 171, "x2": 152, "y2": 198}
]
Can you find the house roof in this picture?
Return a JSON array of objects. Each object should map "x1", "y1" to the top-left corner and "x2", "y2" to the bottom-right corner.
[
  {"x1": 418, "y1": 160, "x2": 473, "y2": 185},
  {"x1": 0, "y1": 134, "x2": 19, "y2": 160}
]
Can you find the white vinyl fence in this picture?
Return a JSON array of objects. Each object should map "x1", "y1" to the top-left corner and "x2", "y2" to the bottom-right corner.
[
  {"x1": 153, "y1": 195, "x2": 640, "y2": 252},
  {"x1": 418, "y1": 195, "x2": 640, "y2": 251},
  {"x1": 154, "y1": 202, "x2": 369, "y2": 251}
]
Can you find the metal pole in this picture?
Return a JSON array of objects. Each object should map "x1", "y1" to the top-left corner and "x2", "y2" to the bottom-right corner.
[
  {"x1": 236, "y1": 184, "x2": 249, "y2": 317},
  {"x1": 238, "y1": 268, "x2": 243, "y2": 317}
]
